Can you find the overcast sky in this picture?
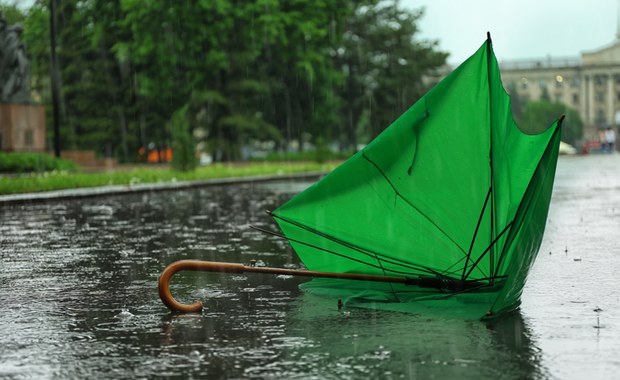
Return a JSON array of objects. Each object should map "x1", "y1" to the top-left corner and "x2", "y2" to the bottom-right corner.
[{"x1": 402, "y1": 0, "x2": 620, "y2": 65}]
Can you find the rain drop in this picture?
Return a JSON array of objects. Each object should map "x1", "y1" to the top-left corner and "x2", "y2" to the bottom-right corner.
[{"x1": 115, "y1": 309, "x2": 134, "y2": 319}]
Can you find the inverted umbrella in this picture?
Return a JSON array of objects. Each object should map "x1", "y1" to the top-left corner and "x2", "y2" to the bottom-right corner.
[{"x1": 159, "y1": 33, "x2": 563, "y2": 319}]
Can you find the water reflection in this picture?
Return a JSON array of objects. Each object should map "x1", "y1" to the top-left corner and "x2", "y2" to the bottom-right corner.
[
  {"x1": 0, "y1": 180, "x2": 544, "y2": 379},
  {"x1": 275, "y1": 297, "x2": 545, "y2": 379}
]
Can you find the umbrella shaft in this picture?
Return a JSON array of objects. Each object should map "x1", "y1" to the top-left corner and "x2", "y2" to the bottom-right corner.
[{"x1": 158, "y1": 260, "x2": 482, "y2": 313}]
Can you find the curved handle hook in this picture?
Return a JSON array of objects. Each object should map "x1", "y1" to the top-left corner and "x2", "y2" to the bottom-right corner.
[
  {"x1": 158, "y1": 260, "x2": 245, "y2": 313},
  {"x1": 158, "y1": 260, "x2": 204, "y2": 313}
]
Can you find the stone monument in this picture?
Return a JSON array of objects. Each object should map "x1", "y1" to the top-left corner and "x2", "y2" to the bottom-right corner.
[{"x1": 0, "y1": 11, "x2": 45, "y2": 152}]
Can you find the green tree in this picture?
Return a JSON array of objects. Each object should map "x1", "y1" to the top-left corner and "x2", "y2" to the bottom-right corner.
[
  {"x1": 506, "y1": 82, "x2": 525, "y2": 122},
  {"x1": 20, "y1": 4, "x2": 50, "y2": 104},
  {"x1": 18, "y1": 0, "x2": 136, "y2": 161},
  {"x1": 334, "y1": 1, "x2": 447, "y2": 150},
  {"x1": 119, "y1": 0, "x2": 201, "y2": 153},
  {"x1": 0, "y1": 2, "x2": 25, "y2": 24},
  {"x1": 253, "y1": 0, "x2": 349, "y2": 153},
  {"x1": 15, "y1": 0, "x2": 447, "y2": 162},
  {"x1": 170, "y1": 105, "x2": 196, "y2": 171},
  {"x1": 121, "y1": 0, "x2": 286, "y2": 161},
  {"x1": 520, "y1": 100, "x2": 583, "y2": 145}
]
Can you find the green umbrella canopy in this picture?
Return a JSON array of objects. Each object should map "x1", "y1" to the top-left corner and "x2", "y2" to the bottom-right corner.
[{"x1": 272, "y1": 35, "x2": 562, "y2": 319}]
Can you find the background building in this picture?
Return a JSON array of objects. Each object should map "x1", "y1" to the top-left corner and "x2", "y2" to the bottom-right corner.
[{"x1": 501, "y1": 36, "x2": 620, "y2": 144}]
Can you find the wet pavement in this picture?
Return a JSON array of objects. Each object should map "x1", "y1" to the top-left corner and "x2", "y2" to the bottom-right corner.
[{"x1": 0, "y1": 155, "x2": 619, "y2": 379}]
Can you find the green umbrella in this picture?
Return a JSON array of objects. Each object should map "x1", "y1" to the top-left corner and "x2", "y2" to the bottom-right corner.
[
  {"x1": 271, "y1": 34, "x2": 563, "y2": 319},
  {"x1": 159, "y1": 34, "x2": 562, "y2": 320}
]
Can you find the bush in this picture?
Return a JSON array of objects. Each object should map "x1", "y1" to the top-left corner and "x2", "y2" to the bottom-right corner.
[
  {"x1": 314, "y1": 137, "x2": 330, "y2": 164},
  {"x1": 170, "y1": 105, "x2": 197, "y2": 171},
  {"x1": 0, "y1": 152, "x2": 79, "y2": 173}
]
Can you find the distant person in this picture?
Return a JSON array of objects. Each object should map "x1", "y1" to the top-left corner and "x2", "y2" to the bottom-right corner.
[
  {"x1": 606, "y1": 127, "x2": 616, "y2": 153},
  {"x1": 599, "y1": 129, "x2": 608, "y2": 152}
]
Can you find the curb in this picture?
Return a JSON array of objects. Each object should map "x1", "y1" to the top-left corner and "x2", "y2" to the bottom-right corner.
[{"x1": 0, "y1": 171, "x2": 325, "y2": 206}]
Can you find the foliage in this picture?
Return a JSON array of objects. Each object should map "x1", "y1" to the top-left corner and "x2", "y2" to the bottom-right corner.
[
  {"x1": 0, "y1": 152, "x2": 78, "y2": 173},
  {"x1": 506, "y1": 82, "x2": 525, "y2": 122},
  {"x1": 519, "y1": 100, "x2": 583, "y2": 145},
  {"x1": 0, "y1": 2, "x2": 25, "y2": 23},
  {"x1": 170, "y1": 105, "x2": 197, "y2": 171},
  {"x1": 9, "y1": 0, "x2": 447, "y2": 162},
  {"x1": 313, "y1": 137, "x2": 331, "y2": 163},
  {"x1": 334, "y1": 1, "x2": 448, "y2": 150}
]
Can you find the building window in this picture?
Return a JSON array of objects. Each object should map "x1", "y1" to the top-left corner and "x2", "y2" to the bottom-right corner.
[
  {"x1": 24, "y1": 129, "x2": 34, "y2": 147},
  {"x1": 571, "y1": 77, "x2": 581, "y2": 87},
  {"x1": 595, "y1": 75, "x2": 606, "y2": 86},
  {"x1": 596, "y1": 92, "x2": 605, "y2": 102},
  {"x1": 596, "y1": 109, "x2": 606, "y2": 124},
  {"x1": 573, "y1": 93, "x2": 579, "y2": 104}
]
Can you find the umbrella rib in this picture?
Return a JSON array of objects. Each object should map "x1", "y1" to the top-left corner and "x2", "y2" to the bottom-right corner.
[
  {"x1": 269, "y1": 213, "x2": 442, "y2": 277},
  {"x1": 362, "y1": 152, "x2": 467, "y2": 257},
  {"x1": 461, "y1": 187, "x2": 492, "y2": 280},
  {"x1": 252, "y1": 225, "x2": 409, "y2": 275},
  {"x1": 463, "y1": 221, "x2": 513, "y2": 280},
  {"x1": 269, "y1": 214, "x2": 440, "y2": 276}
]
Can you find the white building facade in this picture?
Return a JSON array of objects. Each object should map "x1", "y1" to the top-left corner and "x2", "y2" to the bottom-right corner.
[{"x1": 501, "y1": 39, "x2": 620, "y2": 143}]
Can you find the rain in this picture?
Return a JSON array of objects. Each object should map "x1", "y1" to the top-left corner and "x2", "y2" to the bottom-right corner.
[{"x1": 2, "y1": 1, "x2": 620, "y2": 379}]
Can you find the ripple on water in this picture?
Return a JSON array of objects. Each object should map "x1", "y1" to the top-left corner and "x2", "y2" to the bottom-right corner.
[
  {"x1": 115, "y1": 309, "x2": 135, "y2": 319},
  {"x1": 195, "y1": 287, "x2": 237, "y2": 299},
  {"x1": 3, "y1": 167, "x2": 620, "y2": 379}
]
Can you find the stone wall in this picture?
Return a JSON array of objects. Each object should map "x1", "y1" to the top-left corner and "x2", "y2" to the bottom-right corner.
[{"x1": 0, "y1": 103, "x2": 46, "y2": 152}]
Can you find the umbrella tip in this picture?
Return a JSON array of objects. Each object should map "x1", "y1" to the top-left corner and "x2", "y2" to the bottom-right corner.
[{"x1": 487, "y1": 31, "x2": 492, "y2": 42}]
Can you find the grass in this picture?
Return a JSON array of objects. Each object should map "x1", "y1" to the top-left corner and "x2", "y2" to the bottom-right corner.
[
  {"x1": 0, "y1": 161, "x2": 340, "y2": 196},
  {"x1": 257, "y1": 150, "x2": 352, "y2": 162},
  {"x1": 0, "y1": 152, "x2": 79, "y2": 173}
]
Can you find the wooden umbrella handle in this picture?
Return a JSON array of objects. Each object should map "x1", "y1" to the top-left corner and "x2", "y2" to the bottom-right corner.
[
  {"x1": 158, "y1": 259, "x2": 483, "y2": 313},
  {"x1": 158, "y1": 260, "x2": 244, "y2": 313},
  {"x1": 157, "y1": 259, "x2": 408, "y2": 313}
]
